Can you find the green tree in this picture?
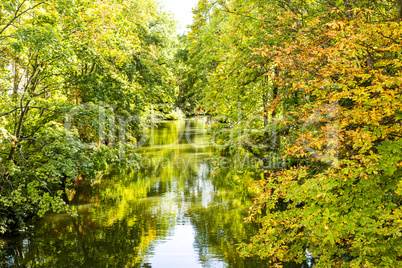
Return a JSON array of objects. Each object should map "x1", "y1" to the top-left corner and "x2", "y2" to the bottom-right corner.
[{"x1": 0, "y1": 0, "x2": 180, "y2": 235}]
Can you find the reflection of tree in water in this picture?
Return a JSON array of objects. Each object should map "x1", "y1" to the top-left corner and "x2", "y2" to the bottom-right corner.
[
  {"x1": 2, "y1": 172, "x2": 172, "y2": 267},
  {"x1": 177, "y1": 120, "x2": 202, "y2": 145},
  {"x1": 186, "y1": 190, "x2": 270, "y2": 267},
  {"x1": 2, "y1": 119, "x2": 309, "y2": 267},
  {"x1": 180, "y1": 154, "x2": 301, "y2": 268},
  {"x1": 184, "y1": 159, "x2": 310, "y2": 268},
  {"x1": 3, "y1": 198, "x2": 162, "y2": 267}
]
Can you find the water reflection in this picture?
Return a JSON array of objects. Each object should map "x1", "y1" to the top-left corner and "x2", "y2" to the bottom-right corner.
[
  {"x1": 2, "y1": 118, "x2": 299, "y2": 267},
  {"x1": 147, "y1": 224, "x2": 204, "y2": 268}
]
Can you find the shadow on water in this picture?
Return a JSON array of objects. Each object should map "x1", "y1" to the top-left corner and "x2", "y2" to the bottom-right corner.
[{"x1": 1, "y1": 118, "x2": 307, "y2": 267}]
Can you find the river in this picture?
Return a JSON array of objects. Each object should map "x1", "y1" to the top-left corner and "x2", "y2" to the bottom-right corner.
[{"x1": 1, "y1": 118, "x2": 304, "y2": 267}]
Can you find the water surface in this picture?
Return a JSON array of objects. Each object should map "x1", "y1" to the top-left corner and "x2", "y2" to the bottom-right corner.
[{"x1": 2, "y1": 118, "x2": 300, "y2": 267}]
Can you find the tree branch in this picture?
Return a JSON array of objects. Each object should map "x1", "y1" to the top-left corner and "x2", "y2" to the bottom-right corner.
[{"x1": 0, "y1": 1, "x2": 47, "y2": 37}]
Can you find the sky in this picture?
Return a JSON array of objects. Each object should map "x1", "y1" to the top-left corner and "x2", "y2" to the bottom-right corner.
[{"x1": 157, "y1": 0, "x2": 200, "y2": 34}]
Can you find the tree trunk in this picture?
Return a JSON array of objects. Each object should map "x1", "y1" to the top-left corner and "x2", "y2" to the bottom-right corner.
[
  {"x1": 13, "y1": 62, "x2": 19, "y2": 97},
  {"x1": 263, "y1": 75, "x2": 269, "y2": 127},
  {"x1": 8, "y1": 100, "x2": 30, "y2": 161},
  {"x1": 397, "y1": 0, "x2": 402, "y2": 20}
]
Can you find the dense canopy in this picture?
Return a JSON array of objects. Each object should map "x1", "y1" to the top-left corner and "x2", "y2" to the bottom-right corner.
[{"x1": 1, "y1": 0, "x2": 401, "y2": 267}]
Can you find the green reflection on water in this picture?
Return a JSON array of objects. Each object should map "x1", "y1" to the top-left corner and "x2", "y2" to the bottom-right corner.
[{"x1": 2, "y1": 118, "x2": 298, "y2": 267}]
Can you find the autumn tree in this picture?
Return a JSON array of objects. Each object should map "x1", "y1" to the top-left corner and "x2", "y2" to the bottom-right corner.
[{"x1": 187, "y1": 0, "x2": 402, "y2": 266}]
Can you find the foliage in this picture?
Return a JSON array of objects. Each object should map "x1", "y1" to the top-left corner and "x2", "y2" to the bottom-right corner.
[
  {"x1": 187, "y1": 0, "x2": 402, "y2": 266},
  {"x1": 163, "y1": 107, "x2": 185, "y2": 120},
  {"x1": 1, "y1": 119, "x2": 280, "y2": 268},
  {"x1": 174, "y1": 34, "x2": 209, "y2": 115},
  {"x1": 2, "y1": 0, "x2": 401, "y2": 266},
  {"x1": 0, "y1": 0, "x2": 179, "y2": 235}
]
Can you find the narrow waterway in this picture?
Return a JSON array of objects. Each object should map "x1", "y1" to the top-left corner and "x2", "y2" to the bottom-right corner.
[{"x1": 1, "y1": 118, "x2": 302, "y2": 267}]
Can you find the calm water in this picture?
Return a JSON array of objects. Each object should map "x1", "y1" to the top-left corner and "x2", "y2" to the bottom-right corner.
[{"x1": 1, "y1": 118, "x2": 302, "y2": 267}]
